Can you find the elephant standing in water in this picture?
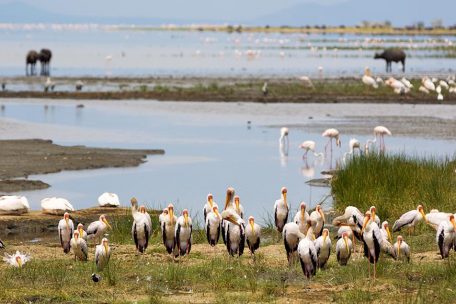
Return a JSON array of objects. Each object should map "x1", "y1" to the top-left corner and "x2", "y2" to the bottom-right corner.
[
  {"x1": 39, "y1": 49, "x2": 52, "y2": 76},
  {"x1": 26, "y1": 50, "x2": 39, "y2": 76}
]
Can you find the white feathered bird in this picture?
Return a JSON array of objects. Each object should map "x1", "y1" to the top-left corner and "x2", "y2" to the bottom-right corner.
[
  {"x1": 274, "y1": 187, "x2": 289, "y2": 233},
  {"x1": 70, "y1": 230, "x2": 88, "y2": 261},
  {"x1": 3, "y1": 251, "x2": 30, "y2": 267},
  {"x1": 41, "y1": 197, "x2": 75, "y2": 215},
  {"x1": 58, "y1": 212, "x2": 74, "y2": 254},
  {"x1": 98, "y1": 192, "x2": 120, "y2": 207},
  {"x1": 95, "y1": 238, "x2": 111, "y2": 271},
  {"x1": 245, "y1": 216, "x2": 261, "y2": 254},
  {"x1": 175, "y1": 209, "x2": 193, "y2": 257},
  {"x1": 0, "y1": 195, "x2": 30, "y2": 215}
]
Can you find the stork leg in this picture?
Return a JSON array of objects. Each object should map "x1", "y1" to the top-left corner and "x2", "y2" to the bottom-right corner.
[
  {"x1": 373, "y1": 259, "x2": 377, "y2": 280},
  {"x1": 367, "y1": 251, "x2": 371, "y2": 278}
]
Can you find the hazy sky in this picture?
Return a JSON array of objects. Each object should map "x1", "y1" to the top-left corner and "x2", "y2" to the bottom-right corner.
[{"x1": 0, "y1": 0, "x2": 453, "y2": 25}]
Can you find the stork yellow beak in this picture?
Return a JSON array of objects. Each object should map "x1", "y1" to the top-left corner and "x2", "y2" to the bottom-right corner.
[
  {"x1": 209, "y1": 197, "x2": 213, "y2": 206},
  {"x1": 225, "y1": 192, "x2": 232, "y2": 210},
  {"x1": 184, "y1": 213, "x2": 189, "y2": 227},
  {"x1": 104, "y1": 243, "x2": 109, "y2": 255},
  {"x1": 371, "y1": 210, "x2": 376, "y2": 223},
  {"x1": 169, "y1": 209, "x2": 174, "y2": 224},
  {"x1": 225, "y1": 215, "x2": 240, "y2": 226},
  {"x1": 420, "y1": 210, "x2": 428, "y2": 223},
  {"x1": 343, "y1": 236, "x2": 349, "y2": 253},
  {"x1": 386, "y1": 227, "x2": 392, "y2": 243},
  {"x1": 214, "y1": 210, "x2": 220, "y2": 219},
  {"x1": 361, "y1": 216, "x2": 369, "y2": 233},
  {"x1": 397, "y1": 240, "x2": 401, "y2": 258},
  {"x1": 79, "y1": 228, "x2": 83, "y2": 236},
  {"x1": 103, "y1": 218, "x2": 112, "y2": 229},
  {"x1": 283, "y1": 192, "x2": 287, "y2": 208},
  {"x1": 451, "y1": 218, "x2": 456, "y2": 231},
  {"x1": 323, "y1": 234, "x2": 327, "y2": 247},
  {"x1": 17, "y1": 257, "x2": 22, "y2": 268},
  {"x1": 65, "y1": 218, "x2": 70, "y2": 231},
  {"x1": 319, "y1": 209, "x2": 325, "y2": 223},
  {"x1": 250, "y1": 221, "x2": 255, "y2": 232}
]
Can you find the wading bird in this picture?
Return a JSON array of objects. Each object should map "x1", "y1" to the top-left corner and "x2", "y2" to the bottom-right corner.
[
  {"x1": 245, "y1": 216, "x2": 261, "y2": 255},
  {"x1": 41, "y1": 197, "x2": 75, "y2": 215},
  {"x1": 205, "y1": 206, "x2": 221, "y2": 246},
  {"x1": 3, "y1": 251, "x2": 30, "y2": 267},
  {"x1": 70, "y1": 230, "x2": 88, "y2": 261},
  {"x1": 422, "y1": 77, "x2": 436, "y2": 92},
  {"x1": 274, "y1": 187, "x2": 289, "y2": 233},
  {"x1": 131, "y1": 200, "x2": 152, "y2": 253},
  {"x1": 162, "y1": 204, "x2": 178, "y2": 256},
  {"x1": 279, "y1": 127, "x2": 289, "y2": 155},
  {"x1": 203, "y1": 193, "x2": 218, "y2": 223},
  {"x1": 322, "y1": 128, "x2": 341, "y2": 156},
  {"x1": 315, "y1": 228, "x2": 331, "y2": 268},
  {"x1": 392, "y1": 205, "x2": 426, "y2": 234},
  {"x1": 283, "y1": 222, "x2": 306, "y2": 264},
  {"x1": 98, "y1": 192, "x2": 120, "y2": 207},
  {"x1": 343, "y1": 138, "x2": 361, "y2": 162},
  {"x1": 336, "y1": 232, "x2": 352, "y2": 266},
  {"x1": 234, "y1": 196, "x2": 244, "y2": 219},
  {"x1": 77, "y1": 223, "x2": 87, "y2": 241},
  {"x1": 392, "y1": 235, "x2": 410, "y2": 262},
  {"x1": 362, "y1": 67, "x2": 378, "y2": 88},
  {"x1": 436, "y1": 215, "x2": 456, "y2": 259},
  {"x1": 366, "y1": 126, "x2": 392, "y2": 153},
  {"x1": 221, "y1": 187, "x2": 235, "y2": 245},
  {"x1": 298, "y1": 141, "x2": 324, "y2": 159},
  {"x1": 58, "y1": 212, "x2": 74, "y2": 253},
  {"x1": 298, "y1": 224, "x2": 318, "y2": 278},
  {"x1": 95, "y1": 238, "x2": 111, "y2": 271},
  {"x1": 159, "y1": 208, "x2": 169, "y2": 228},
  {"x1": 294, "y1": 202, "x2": 310, "y2": 235},
  {"x1": 175, "y1": 209, "x2": 192, "y2": 257},
  {"x1": 362, "y1": 211, "x2": 383, "y2": 279},
  {"x1": 221, "y1": 208, "x2": 245, "y2": 257},
  {"x1": 310, "y1": 205, "x2": 325, "y2": 237},
  {"x1": 87, "y1": 214, "x2": 112, "y2": 245},
  {"x1": 425, "y1": 210, "x2": 452, "y2": 230},
  {"x1": 380, "y1": 221, "x2": 394, "y2": 256}
]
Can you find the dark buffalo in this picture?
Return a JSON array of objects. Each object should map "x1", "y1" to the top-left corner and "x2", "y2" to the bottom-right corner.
[
  {"x1": 26, "y1": 50, "x2": 39, "y2": 76},
  {"x1": 39, "y1": 48, "x2": 52, "y2": 76},
  {"x1": 374, "y1": 48, "x2": 406, "y2": 73}
]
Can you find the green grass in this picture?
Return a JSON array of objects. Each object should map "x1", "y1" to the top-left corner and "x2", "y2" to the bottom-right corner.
[{"x1": 332, "y1": 153, "x2": 456, "y2": 221}]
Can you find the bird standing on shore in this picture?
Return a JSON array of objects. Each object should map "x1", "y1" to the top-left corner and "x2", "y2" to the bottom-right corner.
[
  {"x1": 77, "y1": 223, "x2": 88, "y2": 241},
  {"x1": 436, "y1": 214, "x2": 456, "y2": 259},
  {"x1": 70, "y1": 230, "x2": 88, "y2": 261},
  {"x1": 294, "y1": 202, "x2": 310, "y2": 235},
  {"x1": 283, "y1": 222, "x2": 306, "y2": 264},
  {"x1": 336, "y1": 232, "x2": 352, "y2": 266},
  {"x1": 362, "y1": 67, "x2": 378, "y2": 88},
  {"x1": 205, "y1": 206, "x2": 221, "y2": 246},
  {"x1": 175, "y1": 209, "x2": 193, "y2": 257},
  {"x1": 392, "y1": 235, "x2": 410, "y2": 262},
  {"x1": 315, "y1": 228, "x2": 331, "y2": 268},
  {"x1": 95, "y1": 238, "x2": 111, "y2": 271},
  {"x1": 162, "y1": 204, "x2": 178, "y2": 256},
  {"x1": 310, "y1": 205, "x2": 325, "y2": 237},
  {"x1": 262, "y1": 82, "x2": 268, "y2": 96},
  {"x1": 362, "y1": 211, "x2": 382, "y2": 279},
  {"x1": 203, "y1": 193, "x2": 218, "y2": 223},
  {"x1": 87, "y1": 214, "x2": 112, "y2": 245},
  {"x1": 392, "y1": 205, "x2": 426, "y2": 234},
  {"x1": 58, "y1": 212, "x2": 74, "y2": 253},
  {"x1": 0, "y1": 195, "x2": 30, "y2": 215},
  {"x1": 131, "y1": 199, "x2": 152, "y2": 253},
  {"x1": 274, "y1": 187, "x2": 289, "y2": 233},
  {"x1": 298, "y1": 224, "x2": 318, "y2": 278},
  {"x1": 221, "y1": 208, "x2": 245, "y2": 256},
  {"x1": 245, "y1": 216, "x2": 261, "y2": 255}
]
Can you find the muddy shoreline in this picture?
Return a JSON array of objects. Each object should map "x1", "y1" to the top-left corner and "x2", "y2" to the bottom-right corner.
[
  {"x1": 0, "y1": 139, "x2": 164, "y2": 192},
  {"x1": 1, "y1": 76, "x2": 455, "y2": 104}
]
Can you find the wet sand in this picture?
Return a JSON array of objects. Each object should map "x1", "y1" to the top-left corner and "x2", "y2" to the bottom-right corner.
[{"x1": 0, "y1": 139, "x2": 164, "y2": 192}]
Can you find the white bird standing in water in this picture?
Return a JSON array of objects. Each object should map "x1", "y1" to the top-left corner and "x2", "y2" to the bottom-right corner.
[
  {"x1": 58, "y1": 212, "x2": 74, "y2": 253},
  {"x1": 366, "y1": 126, "x2": 391, "y2": 153},
  {"x1": 3, "y1": 251, "x2": 30, "y2": 267},
  {"x1": 95, "y1": 238, "x2": 111, "y2": 271},
  {"x1": 294, "y1": 202, "x2": 310, "y2": 235},
  {"x1": 343, "y1": 138, "x2": 361, "y2": 162},
  {"x1": 87, "y1": 214, "x2": 112, "y2": 245},
  {"x1": 274, "y1": 187, "x2": 289, "y2": 233},
  {"x1": 322, "y1": 128, "x2": 341, "y2": 157},
  {"x1": 298, "y1": 141, "x2": 324, "y2": 159},
  {"x1": 245, "y1": 216, "x2": 261, "y2": 254},
  {"x1": 279, "y1": 127, "x2": 289, "y2": 155},
  {"x1": 70, "y1": 230, "x2": 88, "y2": 261},
  {"x1": 336, "y1": 232, "x2": 352, "y2": 266},
  {"x1": 262, "y1": 82, "x2": 268, "y2": 96},
  {"x1": 175, "y1": 209, "x2": 193, "y2": 257}
]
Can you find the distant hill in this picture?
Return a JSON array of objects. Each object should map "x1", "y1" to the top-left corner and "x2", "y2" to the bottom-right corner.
[{"x1": 253, "y1": 0, "x2": 454, "y2": 27}]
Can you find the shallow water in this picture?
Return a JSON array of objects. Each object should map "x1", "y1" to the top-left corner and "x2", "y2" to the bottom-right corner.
[
  {"x1": 0, "y1": 25, "x2": 455, "y2": 77},
  {"x1": 0, "y1": 100, "x2": 456, "y2": 225}
]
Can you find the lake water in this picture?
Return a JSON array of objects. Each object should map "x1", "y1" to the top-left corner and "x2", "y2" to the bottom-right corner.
[
  {"x1": 0, "y1": 24, "x2": 455, "y2": 77},
  {"x1": 1, "y1": 100, "x2": 456, "y2": 225}
]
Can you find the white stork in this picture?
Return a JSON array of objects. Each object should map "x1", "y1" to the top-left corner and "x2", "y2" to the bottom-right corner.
[
  {"x1": 58, "y1": 212, "x2": 74, "y2": 253},
  {"x1": 436, "y1": 215, "x2": 456, "y2": 259},
  {"x1": 95, "y1": 238, "x2": 111, "y2": 271},
  {"x1": 336, "y1": 232, "x2": 353, "y2": 266},
  {"x1": 3, "y1": 251, "x2": 30, "y2": 267},
  {"x1": 221, "y1": 187, "x2": 235, "y2": 245},
  {"x1": 203, "y1": 193, "x2": 218, "y2": 223},
  {"x1": 392, "y1": 235, "x2": 410, "y2": 262},
  {"x1": 70, "y1": 230, "x2": 88, "y2": 261},
  {"x1": 159, "y1": 208, "x2": 169, "y2": 228},
  {"x1": 362, "y1": 211, "x2": 383, "y2": 279},
  {"x1": 131, "y1": 201, "x2": 152, "y2": 253},
  {"x1": 283, "y1": 222, "x2": 306, "y2": 264},
  {"x1": 221, "y1": 209, "x2": 245, "y2": 257},
  {"x1": 175, "y1": 209, "x2": 193, "y2": 257},
  {"x1": 233, "y1": 195, "x2": 244, "y2": 219},
  {"x1": 77, "y1": 223, "x2": 88, "y2": 241},
  {"x1": 314, "y1": 228, "x2": 331, "y2": 268},
  {"x1": 297, "y1": 225, "x2": 318, "y2": 278},
  {"x1": 274, "y1": 187, "x2": 289, "y2": 233},
  {"x1": 392, "y1": 205, "x2": 426, "y2": 234},
  {"x1": 310, "y1": 205, "x2": 325, "y2": 237},
  {"x1": 162, "y1": 204, "x2": 178, "y2": 256},
  {"x1": 294, "y1": 202, "x2": 310, "y2": 235},
  {"x1": 205, "y1": 206, "x2": 221, "y2": 246},
  {"x1": 87, "y1": 214, "x2": 112, "y2": 245},
  {"x1": 245, "y1": 216, "x2": 261, "y2": 255}
]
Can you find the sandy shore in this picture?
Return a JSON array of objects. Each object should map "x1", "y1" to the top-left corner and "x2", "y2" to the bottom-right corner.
[{"x1": 0, "y1": 139, "x2": 164, "y2": 192}]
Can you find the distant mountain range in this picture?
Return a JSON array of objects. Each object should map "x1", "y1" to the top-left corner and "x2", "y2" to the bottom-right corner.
[{"x1": 0, "y1": 1, "x2": 453, "y2": 27}]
